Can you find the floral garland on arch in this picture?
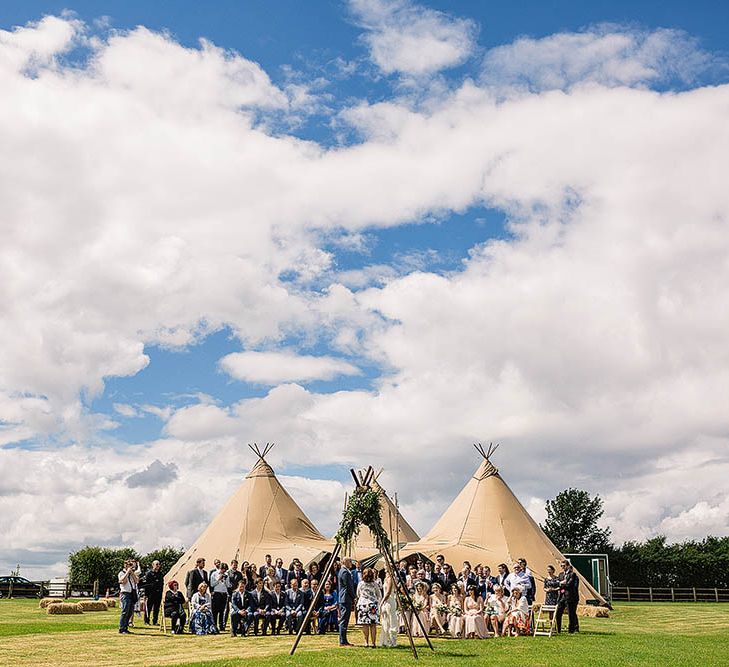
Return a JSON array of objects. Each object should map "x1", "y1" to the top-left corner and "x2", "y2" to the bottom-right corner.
[{"x1": 334, "y1": 487, "x2": 391, "y2": 556}]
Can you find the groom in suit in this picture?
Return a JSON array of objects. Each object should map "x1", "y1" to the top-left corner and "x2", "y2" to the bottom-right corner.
[{"x1": 337, "y1": 557, "x2": 356, "y2": 647}]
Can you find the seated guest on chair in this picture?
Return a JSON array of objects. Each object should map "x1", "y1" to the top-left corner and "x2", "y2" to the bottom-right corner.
[
  {"x1": 504, "y1": 588, "x2": 530, "y2": 636},
  {"x1": 249, "y1": 578, "x2": 271, "y2": 635},
  {"x1": 286, "y1": 578, "x2": 305, "y2": 634},
  {"x1": 164, "y1": 581, "x2": 186, "y2": 634},
  {"x1": 230, "y1": 581, "x2": 251, "y2": 636},
  {"x1": 190, "y1": 583, "x2": 217, "y2": 635},
  {"x1": 269, "y1": 581, "x2": 287, "y2": 635},
  {"x1": 487, "y1": 585, "x2": 509, "y2": 637},
  {"x1": 318, "y1": 580, "x2": 338, "y2": 634}
]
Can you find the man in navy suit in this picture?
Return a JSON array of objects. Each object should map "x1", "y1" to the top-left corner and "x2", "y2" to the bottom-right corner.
[
  {"x1": 249, "y1": 578, "x2": 271, "y2": 635},
  {"x1": 274, "y1": 558, "x2": 289, "y2": 587},
  {"x1": 337, "y1": 557, "x2": 356, "y2": 647},
  {"x1": 285, "y1": 578, "x2": 305, "y2": 634},
  {"x1": 230, "y1": 581, "x2": 251, "y2": 636},
  {"x1": 556, "y1": 560, "x2": 580, "y2": 634},
  {"x1": 268, "y1": 581, "x2": 287, "y2": 634}
]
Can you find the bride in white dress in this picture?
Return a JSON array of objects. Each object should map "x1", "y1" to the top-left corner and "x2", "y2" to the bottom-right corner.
[{"x1": 379, "y1": 572, "x2": 398, "y2": 647}]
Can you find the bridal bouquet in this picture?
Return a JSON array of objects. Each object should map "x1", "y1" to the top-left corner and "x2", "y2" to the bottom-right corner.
[
  {"x1": 449, "y1": 604, "x2": 463, "y2": 617},
  {"x1": 436, "y1": 603, "x2": 450, "y2": 615},
  {"x1": 413, "y1": 600, "x2": 425, "y2": 612}
]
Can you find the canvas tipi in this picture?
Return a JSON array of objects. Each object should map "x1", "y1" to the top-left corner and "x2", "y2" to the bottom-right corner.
[
  {"x1": 341, "y1": 472, "x2": 419, "y2": 560},
  {"x1": 166, "y1": 444, "x2": 332, "y2": 584},
  {"x1": 401, "y1": 444, "x2": 606, "y2": 605}
]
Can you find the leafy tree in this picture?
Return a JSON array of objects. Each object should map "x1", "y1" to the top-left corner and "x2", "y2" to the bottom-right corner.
[
  {"x1": 140, "y1": 546, "x2": 185, "y2": 575},
  {"x1": 69, "y1": 546, "x2": 140, "y2": 592},
  {"x1": 542, "y1": 488, "x2": 612, "y2": 553}
]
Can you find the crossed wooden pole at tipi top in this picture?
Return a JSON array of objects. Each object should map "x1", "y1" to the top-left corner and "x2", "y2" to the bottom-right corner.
[
  {"x1": 247, "y1": 441, "x2": 275, "y2": 461},
  {"x1": 290, "y1": 465, "x2": 434, "y2": 658}
]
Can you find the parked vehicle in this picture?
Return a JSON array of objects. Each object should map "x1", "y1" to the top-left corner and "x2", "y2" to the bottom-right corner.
[{"x1": 0, "y1": 576, "x2": 47, "y2": 598}]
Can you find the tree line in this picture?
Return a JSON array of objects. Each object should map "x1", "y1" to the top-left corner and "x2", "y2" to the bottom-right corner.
[
  {"x1": 542, "y1": 488, "x2": 729, "y2": 588},
  {"x1": 69, "y1": 546, "x2": 184, "y2": 592}
]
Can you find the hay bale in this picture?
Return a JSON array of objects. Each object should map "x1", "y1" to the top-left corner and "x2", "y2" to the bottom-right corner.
[
  {"x1": 47, "y1": 602, "x2": 83, "y2": 615},
  {"x1": 77, "y1": 600, "x2": 108, "y2": 612},
  {"x1": 39, "y1": 598, "x2": 63, "y2": 609},
  {"x1": 577, "y1": 604, "x2": 610, "y2": 618},
  {"x1": 103, "y1": 597, "x2": 117, "y2": 608}
]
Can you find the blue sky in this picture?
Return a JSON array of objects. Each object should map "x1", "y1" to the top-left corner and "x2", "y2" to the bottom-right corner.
[{"x1": 1, "y1": 1, "x2": 729, "y2": 576}]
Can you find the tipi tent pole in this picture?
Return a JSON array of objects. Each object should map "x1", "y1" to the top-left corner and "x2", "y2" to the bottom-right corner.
[
  {"x1": 290, "y1": 542, "x2": 342, "y2": 656},
  {"x1": 395, "y1": 492, "x2": 401, "y2": 562}
]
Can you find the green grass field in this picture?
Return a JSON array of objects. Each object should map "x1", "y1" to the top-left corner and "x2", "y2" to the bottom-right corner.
[{"x1": 1, "y1": 599, "x2": 728, "y2": 666}]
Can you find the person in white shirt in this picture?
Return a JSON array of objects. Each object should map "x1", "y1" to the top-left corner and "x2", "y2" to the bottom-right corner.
[
  {"x1": 210, "y1": 563, "x2": 230, "y2": 632},
  {"x1": 118, "y1": 559, "x2": 139, "y2": 634},
  {"x1": 504, "y1": 562, "x2": 531, "y2": 598}
]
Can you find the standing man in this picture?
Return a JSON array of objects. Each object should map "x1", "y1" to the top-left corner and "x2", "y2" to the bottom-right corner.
[
  {"x1": 210, "y1": 562, "x2": 230, "y2": 632},
  {"x1": 185, "y1": 558, "x2": 209, "y2": 602},
  {"x1": 142, "y1": 560, "x2": 164, "y2": 626},
  {"x1": 259, "y1": 554, "x2": 273, "y2": 580},
  {"x1": 274, "y1": 558, "x2": 289, "y2": 587},
  {"x1": 337, "y1": 557, "x2": 356, "y2": 647},
  {"x1": 556, "y1": 559, "x2": 580, "y2": 634},
  {"x1": 118, "y1": 559, "x2": 139, "y2": 634}
]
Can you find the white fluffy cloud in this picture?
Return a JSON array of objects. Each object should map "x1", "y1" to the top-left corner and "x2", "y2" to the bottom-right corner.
[
  {"x1": 2, "y1": 12, "x2": 729, "y2": 577},
  {"x1": 219, "y1": 350, "x2": 361, "y2": 384},
  {"x1": 349, "y1": 0, "x2": 477, "y2": 75},
  {"x1": 482, "y1": 25, "x2": 714, "y2": 90}
]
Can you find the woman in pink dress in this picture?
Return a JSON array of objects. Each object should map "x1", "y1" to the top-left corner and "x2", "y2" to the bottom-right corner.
[
  {"x1": 463, "y1": 586, "x2": 489, "y2": 639},
  {"x1": 412, "y1": 581, "x2": 430, "y2": 637},
  {"x1": 447, "y1": 583, "x2": 465, "y2": 638},
  {"x1": 429, "y1": 582, "x2": 448, "y2": 635},
  {"x1": 487, "y1": 585, "x2": 509, "y2": 637}
]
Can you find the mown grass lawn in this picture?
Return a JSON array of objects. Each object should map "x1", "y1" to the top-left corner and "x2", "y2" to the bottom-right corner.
[{"x1": 1, "y1": 599, "x2": 728, "y2": 666}]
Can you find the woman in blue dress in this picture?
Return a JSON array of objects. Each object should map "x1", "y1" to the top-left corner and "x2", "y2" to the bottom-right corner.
[
  {"x1": 318, "y1": 579, "x2": 339, "y2": 633},
  {"x1": 189, "y1": 582, "x2": 218, "y2": 635}
]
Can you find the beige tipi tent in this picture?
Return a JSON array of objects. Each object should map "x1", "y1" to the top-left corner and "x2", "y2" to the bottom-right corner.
[
  {"x1": 341, "y1": 473, "x2": 419, "y2": 560},
  {"x1": 166, "y1": 444, "x2": 332, "y2": 585},
  {"x1": 401, "y1": 444, "x2": 606, "y2": 605}
]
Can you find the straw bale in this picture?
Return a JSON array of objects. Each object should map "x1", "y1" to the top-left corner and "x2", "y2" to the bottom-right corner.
[
  {"x1": 77, "y1": 600, "x2": 109, "y2": 611},
  {"x1": 47, "y1": 602, "x2": 83, "y2": 615},
  {"x1": 577, "y1": 604, "x2": 610, "y2": 618},
  {"x1": 39, "y1": 598, "x2": 63, "y2": 609}
]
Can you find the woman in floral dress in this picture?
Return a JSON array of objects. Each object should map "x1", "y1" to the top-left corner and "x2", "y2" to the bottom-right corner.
[
  {"x1": 356, "y1": 568, "x2": 382, "y2": 648},
  {"x1": 189, "y1": 583, "x2": 218, "y2": 635}
]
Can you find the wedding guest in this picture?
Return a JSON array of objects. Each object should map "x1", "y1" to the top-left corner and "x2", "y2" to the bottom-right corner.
[
  {"x1": 308, "y1": 562, "x2": 322, "y2": 586},
  {"x1": 142, "y1": 560, "x2": 164, "y2": 626},
  {"x1": 464, "y1": 585, "x2": 489, "y2": 639},
  {"x1": 164, "y1": 580, "x2": 186, "y2": 634},
  {"x1": 459, "y1": 563, "x2": 477, "y2": 590},
  {"x1": 518, "y1": 558, "x2": 536, "y2": 604},
  {"x1": 447, "y1": 582, "x2": 465, "y2": 638},
  {"x1": 269, "y1": 581, "x2": 287, "y2": 635},
  {"x1": 300, "y1": 579, "x2": 315, "y2": 634},
  {"x1": 337, "y1": 557, "x2": 356, "y2": 646},
  {"x1": 228, "y1": 560, "x2": 243, "y2": 593},
  {"x1": 259, "y1": 555, "x2": 273, "y2": 580},
  {"x1": 505, "y1": 562, "x2": 531, "y2": 600},
  {"x1": 504, "y1": 588, "x2": 530, "y2": 636},
  {"x1": 379, "y1": 571, "x2": 398, "y2": 647},
  {"x1": 286, "y1": 578, "x2": 305, "y2": 634},
  {"x1": 190, "y1": 583, "x2": 217, "y2": 635},
  {"x1": 118, "y1": 559, "x2": 139, "y2": 634},
  {"x1": 496, "y1": 563, "x2": 510, "y2": 596},
  {"x1": 355, "y1": 568, "x2": 382, "y2": 648},
  {"x1": 318, "y1": 579, "x2": 339, "y2": 634},
  {"x1": 441, "y1": 563, "x2": 457, "y2": 592},
  {"x1": 544, "y1": 565, "x2": 560, "y2": 606},
  {"x1": 275, "y1": 558, "x2": 289, "y2": 586},
  {"x1": 210, "y1": 562, "x2": 229, "y2": 631},
  {"x1": 185, "y1": 558, "x2": 208, "y2": 602},
  {"x1": 487, "y1": 585, "x2": 509, "y2": 637},
  {"x1": 556, "y1": 559, "x2": 580, "y2": 634},
  {"x1": 250, "y1": 578, "x2": 271, "y2": 635},
  {"x1": 411, "y1": 581, "x2": 430, "y2": 638},
  {"x1": 230, "y1": 580, "x2": 251, "y2": 636},
  {"x1": 429, "y1": 582, "x2": 448, "y2": 635},
  {"x1": 209, "y1": 559, "x2": 221, "y2": 578}
]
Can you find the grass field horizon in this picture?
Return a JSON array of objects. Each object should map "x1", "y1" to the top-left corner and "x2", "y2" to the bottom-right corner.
[{"x1": 2, "y1": 599, "x2": 729, "y2": 666}]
